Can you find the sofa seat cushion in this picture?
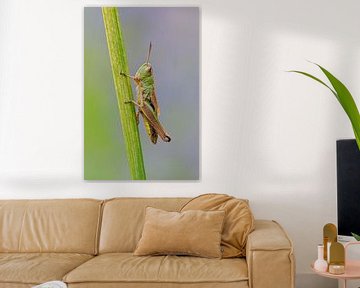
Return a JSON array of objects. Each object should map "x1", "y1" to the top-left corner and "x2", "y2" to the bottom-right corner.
[
  {"x1": 0, "y1": 284, "x2": 33, "y2": 288},
  {"x1": 67, "y1": 283, "x2": 249, "y2": 288},
  {"x1": 64, "y1": 253, "x2": 248, "y2": 285},
  {"x1": 0, "y1": 253, "x2": 93, "y2": 285}
]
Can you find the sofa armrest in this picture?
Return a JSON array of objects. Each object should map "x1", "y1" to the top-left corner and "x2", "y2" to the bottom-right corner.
[{"x1": 246, "y1": 220, "x2": 295, "y2": 288}]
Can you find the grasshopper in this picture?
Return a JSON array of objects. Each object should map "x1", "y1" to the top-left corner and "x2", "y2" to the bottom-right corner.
[{"x1": 121, "y1": 43, "x2": 171, "y2": 144}]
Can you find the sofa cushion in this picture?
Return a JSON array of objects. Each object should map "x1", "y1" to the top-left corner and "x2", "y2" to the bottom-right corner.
[
  {"x1": 134, "y1": 207, "x2": 225, "y2": 258},
  {"x1": 63, "y1": 253, "x2": 248, "y2": 285},
  {"x1": 181, "y1": 194, "x2": 254, "y2": 257},
  {"x1": 0, "y1": 199, "x2": 103, "y2": 254},
  {"x1": 0, "y1": 284, "x2": 33, "y2": 288},
  {"x1": 67, "y1": 282, "x2": 249, "y2": 288},
  {"x1": 0, "y1": 253, "x2": 93, "y2": 285},
  {"x1": 99, "y1": 198, "x2": 190, "y2": 253}
]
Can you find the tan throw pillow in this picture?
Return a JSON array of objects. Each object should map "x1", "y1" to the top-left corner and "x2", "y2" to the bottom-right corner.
[
  {"x1": 134, "y1": 207, "x2": 225, "y2": 258},
  {"x1": 181, "y1": 193, "x2": 254, "y2": 258}
]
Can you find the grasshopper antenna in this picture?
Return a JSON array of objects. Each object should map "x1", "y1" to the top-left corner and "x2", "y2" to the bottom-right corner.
[{"x1": 146, "y1": 42, "x2": 152, "y2": 64}]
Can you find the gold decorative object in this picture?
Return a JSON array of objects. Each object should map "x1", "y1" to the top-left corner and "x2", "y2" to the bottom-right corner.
[
  {"x1": 328, "y1": 264, "x2": 345, "y2": 275},
  {"x1": 329, "y1": 242, "x2": 345, "y2": 264},
  {"x1": 323, "y1": 223, "x2": 337, "y2": 261},
  {"x1": 328, "y1": 242, "x2": 345, "y2": 274}
]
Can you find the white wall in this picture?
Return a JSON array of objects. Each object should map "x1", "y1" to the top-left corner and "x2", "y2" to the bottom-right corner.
[{"x1": 0, "y1": 0, "x2": 359, "y2": 287}]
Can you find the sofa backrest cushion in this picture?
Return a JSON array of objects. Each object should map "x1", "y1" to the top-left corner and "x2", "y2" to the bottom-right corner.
[
  {"x1": 181, "y1": 194, "x2": 254, "y2": 258},
  {"x1": 0, "y1": 199, "x2": 102, "y2": 254},
  {"x1": 99, "y1": 198, "x2": 189, "y2": 253}
]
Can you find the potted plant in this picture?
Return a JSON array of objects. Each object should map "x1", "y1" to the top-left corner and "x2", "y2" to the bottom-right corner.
[{"x1": 290, "y1": 63, "x2": 360, "y2": 240}]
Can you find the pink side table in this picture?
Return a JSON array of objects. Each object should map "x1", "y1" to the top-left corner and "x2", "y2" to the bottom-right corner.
[{"x1": 311, "y1": 242, "x2": 360, "y2": 288}]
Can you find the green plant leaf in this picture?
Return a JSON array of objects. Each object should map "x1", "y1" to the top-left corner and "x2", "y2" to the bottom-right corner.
[
  {"x1": 351, "y1": 232, "x2": 360, "y2": 241},
  {"x1": 288, "y1": 70, "x2": 337, "y2": 98},
  {"x1": 316, "y1": 64, "x2": 360, "y2": 147},
  {"x1": 289, "y1": 64, "x2": 360, "y2": 150}
]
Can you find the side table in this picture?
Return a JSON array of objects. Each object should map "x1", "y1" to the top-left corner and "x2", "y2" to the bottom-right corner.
[{"x1": 311, "y1": 242, "x2": 360, "y2": 288}]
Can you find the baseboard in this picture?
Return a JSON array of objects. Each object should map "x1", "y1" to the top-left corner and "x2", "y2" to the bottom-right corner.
[{"x1": 296, "y1": 273, "x2": 337, "y2": 288}]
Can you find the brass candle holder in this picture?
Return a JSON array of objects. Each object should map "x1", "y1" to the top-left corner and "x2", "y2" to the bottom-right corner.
[
  {"x1": 323, "y1": 223, "x2": 337, "y2": 262},
  {"x1": 328, "y1": 242, "x2": 345, "y2": 274},
  {"x1": 323, "y1": 223, "x2": 345, "y2": 274}
]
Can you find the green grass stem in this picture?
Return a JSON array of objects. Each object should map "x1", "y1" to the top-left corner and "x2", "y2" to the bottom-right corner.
[{"x1": 102, "y1": 7, "x2": 146, "y2": 180}]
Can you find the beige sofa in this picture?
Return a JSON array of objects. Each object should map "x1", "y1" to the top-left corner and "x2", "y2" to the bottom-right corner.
[{"x1": 0, "y1": 198, "x2": 295, "y2": 288}]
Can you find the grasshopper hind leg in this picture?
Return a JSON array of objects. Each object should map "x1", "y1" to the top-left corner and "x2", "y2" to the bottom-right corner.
[{"x1": 124, "y1": 100, "x2": 140, "y2": 125}]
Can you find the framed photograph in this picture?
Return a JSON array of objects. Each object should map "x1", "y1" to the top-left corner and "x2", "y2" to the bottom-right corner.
[{"x1": 84, "y1": 7, "x2": 199, "y2": 180}]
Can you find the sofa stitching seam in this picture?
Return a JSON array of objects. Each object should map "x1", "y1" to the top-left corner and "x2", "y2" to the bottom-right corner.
[{"x1": 94, "y1": 201, "x2": 105, "y2": 255}]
